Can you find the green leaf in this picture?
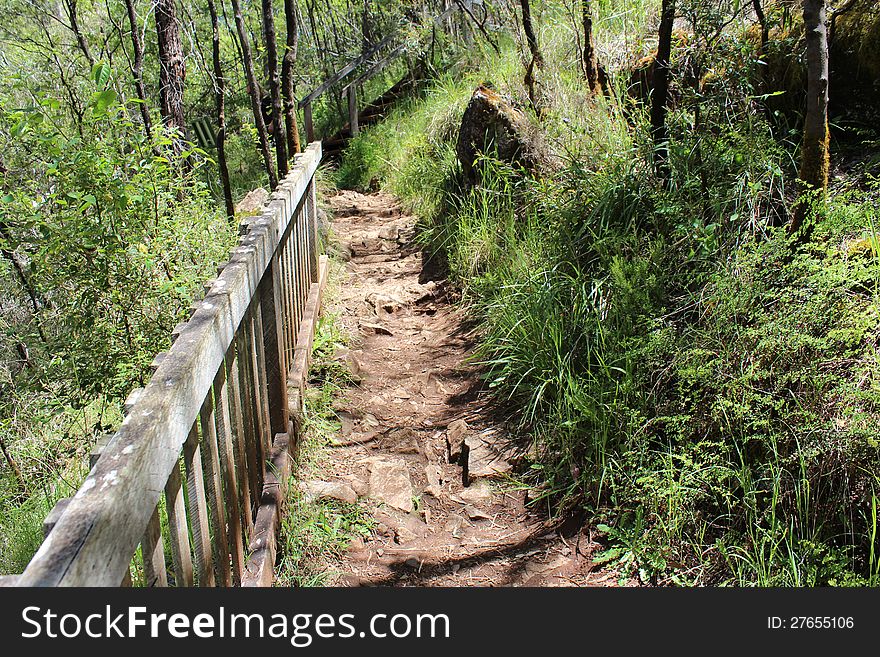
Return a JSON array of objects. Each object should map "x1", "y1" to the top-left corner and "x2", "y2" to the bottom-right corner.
[
  {"x1": 92, "y1": 62, "x2": 112, "y2": 89},
  {"x1": 91, "y1": 89, "x2": 117, "y2": 116},
  {"x1": 592, "y1": 548, "x2": 625, "y2": 565},
  {"x1": 11, "y1": 119, "x2": 26, "y2": 138}
]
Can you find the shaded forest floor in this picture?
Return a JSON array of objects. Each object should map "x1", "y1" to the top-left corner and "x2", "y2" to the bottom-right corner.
[{"x1": 306, "y1": 189, "x2": 622, "y2": 587}]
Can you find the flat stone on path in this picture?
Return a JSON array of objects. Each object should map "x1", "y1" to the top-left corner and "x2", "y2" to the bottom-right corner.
[
  {"x1": 453, "y1": 479, "x2": 495, "y2": 505},
  {"x1": 465, "y1": 435, "x2": 512, "y2": 479},
  {"x1": 300, "y1": 480, "x2": 358, "y2": 505},
  {"x1": 368, "y1": 459, "x2": 414, "y2": 512}
]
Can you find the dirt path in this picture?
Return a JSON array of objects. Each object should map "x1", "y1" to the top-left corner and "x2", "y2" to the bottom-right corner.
[{"x1": 313, "y1": 190, "x2": 612, "y2": 587}]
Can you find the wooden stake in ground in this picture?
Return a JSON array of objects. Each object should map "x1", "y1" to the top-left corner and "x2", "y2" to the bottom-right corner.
[
  {"x1": 231, "y1": 0, "x2": 278, "y2": 189},
  {"x1": 792, "y1": 0, "x2": 830, "y2": 234},
  {"x1": 207, "y1": 0, "x2": 235, "y2": 222}
]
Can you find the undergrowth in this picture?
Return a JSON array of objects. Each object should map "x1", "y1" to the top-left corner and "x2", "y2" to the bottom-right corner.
[{"x1": 334, "y1": 6, "x2": 880, "y2": 587}]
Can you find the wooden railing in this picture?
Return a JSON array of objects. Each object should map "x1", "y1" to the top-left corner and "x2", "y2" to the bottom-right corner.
[{"x1": 14, "y1": 142, "x2": 327, "y2": 587}]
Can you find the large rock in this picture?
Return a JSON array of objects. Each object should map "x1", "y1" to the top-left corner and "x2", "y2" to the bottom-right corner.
[
  {"x1": 235, "y1": 187, "x2": 270, "y2": 214},
  {"x1": 456, "y1": 85, "x2": 540, "y2": 185}
]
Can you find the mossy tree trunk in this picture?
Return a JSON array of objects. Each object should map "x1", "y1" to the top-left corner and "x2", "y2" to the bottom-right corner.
[
  {"x1": 518, "y1": 0, "x2": 543, "y2": 113},
  {"x1": 123, "y1": 0, "x2": 154, "y2": 143},
  {"x1": 582, "y1": 0, "x2": 601, "y2": 95},
  {"x1": 792, "y1": 0, "x2": 830, "y2": 234},
  {"x1": 753, "y1": 0, "x2": 769, "y2": 52}
]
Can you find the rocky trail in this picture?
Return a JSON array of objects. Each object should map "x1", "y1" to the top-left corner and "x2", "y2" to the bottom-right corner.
[{"x1": 304, "y1": 189, "x2": 615, "y2": 587}]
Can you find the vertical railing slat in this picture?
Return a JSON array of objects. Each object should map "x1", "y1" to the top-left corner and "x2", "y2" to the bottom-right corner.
[
  {"x1": 308, "y1": 177, "x2": 320, "y2": 282},
  {"x1": 183, "y1": 424, "x2": 214, "y2": 586},
  {"x1": 164, "y1": 459, "x2": 194, "y2": 586},
  {"x1": 296, "y1": 199, "x2": 307, "y2": 328},
  {"x1": 199, "y1": 397, "x2": 232, "y2": 587},
  {"x1": 227, "y1": 345, "x2": 255, "y2": 539},
  {"x1": 259, "y1": 256, "x2": 289, "y2": 438},
  {"x1": 237, "y1": 326, "x2": 263, "y2": 516},
  {"x1": 141, "y1": 505, "x2": 168, "y2": 587},
  {"x1": 213, "y1": 363, "x2": 246, "y2": 585},
  {"x1": 252, "y1": 303, "x2": 275, "y2": 459},
  {"x1": 280, "y1": 228, "x2": 294, "y2": 372}
]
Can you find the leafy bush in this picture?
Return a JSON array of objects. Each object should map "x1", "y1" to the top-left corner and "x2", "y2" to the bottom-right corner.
[{"x1": 0, "y1": 73, "x2": 235, "y2": 573}]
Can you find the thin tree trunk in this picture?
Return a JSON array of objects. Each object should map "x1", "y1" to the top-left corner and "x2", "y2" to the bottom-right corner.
[
  {"x1": 282, "y1": 0, "x2": 302, "y2": 155},
  {"x1": 154, "y1": 0, "x2": 188, "y2": 156},
  {"x1": 261, "y1": 0, "x2": 288, "y2": 179},
  {"x1": 63, "y1": 0, "x2": 96, "y2": 67},
  {"x1": 582, "y1": 0, "x2": 601, "y2": 95},
  {"x1": 753, "y1": 0, "x2": 769, "y2": 52},
  {"x1": 0, "y1": 226, "x2": 48, "y2": 343},
  {"x1": 0, "y1": 433, "x2": 25, "y2": 495},
  {"x1": 207, "y1": 0, "x2": 235, "y2": 222},
  {"x1": 123, "y1": 0, "x2": 154, "y2": 142},
  {"x1": 231, "y1": 0, "x2": 278, "y2": 189},
  {"x1": 792, "y1": 0, "x2": 830, "y2": 234},
  {"x1": 519, "y1": 0, "x2": 543, "y2": 112},
  {"x1": 651, "y1": 0, "x2": 676, "y2": 185}
]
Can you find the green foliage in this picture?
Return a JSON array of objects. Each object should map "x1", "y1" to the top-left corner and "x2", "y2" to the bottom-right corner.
[
  {"x1": 335, "y1": 11, "x2": 880, "y2": 587},
  {"x1": 0, "y1": 68, "x2": 235, "y2": 572}
]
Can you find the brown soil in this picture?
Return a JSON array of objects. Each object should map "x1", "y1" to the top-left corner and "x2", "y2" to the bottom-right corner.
[{"x1": 315, "y1": 189, "x2": 622, "y2": 587}]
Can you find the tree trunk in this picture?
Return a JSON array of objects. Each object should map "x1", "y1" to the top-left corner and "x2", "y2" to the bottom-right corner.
[
  {"x1": 123, "y1": 0, "x2": 154, "y2": 142},
  {"x1": 154, "y1": 0, "x2": 187, "y2": 155},
  {"x1": 518, "y1": 0, "x2": 543, "y2": 112},
  {"x1": 651, "y1": 0, "x2": 676, "y2": 185},
  {"x1": 752, "y1": 0, "x2": 769, "y2": 52},
  {"x1": 282, "y1": 0, "x2": 302, "y2": 155},
  {"x1": 231, "y1": 0, "x2": 278, "y2": 189},
  {"x1": 792, "y1": 0, "x2": 830, "y2": 233},
  {"x1": 262, "y1": 0, "x2": 289, "y2": 179},
  {"x1": 582, "y1": 0, "x2": 601, "y2": 95},
  {"x1": 207, "y1": 0, "x2": 235, "y2": 222}
]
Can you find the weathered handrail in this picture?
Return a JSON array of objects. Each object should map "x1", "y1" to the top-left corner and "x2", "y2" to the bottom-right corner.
[{"x1": 17, "y1": 142, "x2": 327, "y2": 587}]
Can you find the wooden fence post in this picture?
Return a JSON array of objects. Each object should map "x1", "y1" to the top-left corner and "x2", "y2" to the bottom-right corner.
[
  {"x1": 308, "y1": 177, "x2": 319, "y2": 283},
  {"x1": 348, "y1": 85, "x2": 359, "y2": 137},
  {"x1": 304, "y1": 102, "x2": 314, "y2": 142},
  {"x1": 260, "y1": 256, "x2": 289, "y2": 437}
]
